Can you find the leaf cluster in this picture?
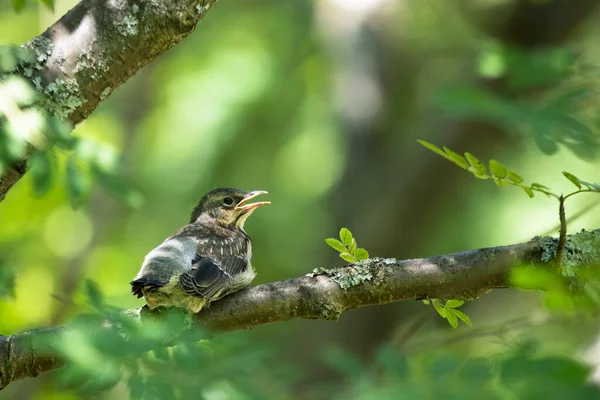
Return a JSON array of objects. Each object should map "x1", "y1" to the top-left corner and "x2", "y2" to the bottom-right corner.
[
  {"x1": 52, "y1": 280, "x2": 294, "y2": 399},
  {"x1": 438, "y1": 44, "x2": 600, "y2": 160},
  {"x1": 323, "y1": 342, "x2": 597, "y2": 399},
  {"x1": 417, "y1": 140, "x2": 600, "y2": 201},
  {"x1": 0, "y1": 46, "x2": 142, "y2": 209},
  {"x1": 422, "y1": 299, "x2": 472, "y2": 328},
  {"x1": 326, "y1": 227, "x2": 369, "y2": 263}
]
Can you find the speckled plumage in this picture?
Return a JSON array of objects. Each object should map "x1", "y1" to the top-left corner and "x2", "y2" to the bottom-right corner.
[{"x1": 130, "y1": 188, "x2": 268, "y2": 313}]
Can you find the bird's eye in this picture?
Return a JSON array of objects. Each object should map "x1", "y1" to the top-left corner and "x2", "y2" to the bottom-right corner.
[{"x1": 223, "y1": 197, "x2": 234, "y2": 206}]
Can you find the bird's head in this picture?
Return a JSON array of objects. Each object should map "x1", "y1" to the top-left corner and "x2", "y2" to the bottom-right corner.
[{"x1": 190, "y1": 188, "x2": 270, "y2": 229}]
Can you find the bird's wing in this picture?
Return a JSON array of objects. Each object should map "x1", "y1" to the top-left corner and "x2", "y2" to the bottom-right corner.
[
  {"x1": 179, "y1": 232, "x2": 251, "y2": 300},
  {"x1": 130, "y1": 235, "x2": 198, "y2": 298}
]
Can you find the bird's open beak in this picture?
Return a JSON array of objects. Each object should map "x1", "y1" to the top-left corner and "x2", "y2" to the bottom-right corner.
[{"x1": 235, "y1": 190, "x2": 270, "y2": 212}]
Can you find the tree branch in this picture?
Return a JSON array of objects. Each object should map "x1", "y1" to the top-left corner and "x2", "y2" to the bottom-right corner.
[
  {"x1": 1, "y1": 228, "x2": 599, "y2": 390},
  {"x1": 0, "y1": 0, "x2": 217, "y2": 202}
]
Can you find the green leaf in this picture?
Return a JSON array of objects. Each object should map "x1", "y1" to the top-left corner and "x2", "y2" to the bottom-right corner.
[
  {"x1": 417, "y1": 140, "x2": 451, "y2": 161},
  {"x1": 348, "y1": 238, "x2": 357, "y2": 254},
  {"x1": 465, "y1": 152, "x2": 487, "y2": 176},
  {"x1": 489, "y1": 159, "x2": 507, "y2": 178},
  {"x1": 562, "y1": 171, "x2": 581, "y2": 189},
  {"x1": 432, "y1": 299, "x2": 446, "y2": 318},
  {"x1": 443, "y1": 147, "x2": 469, "y2": 170},
  {"x1": 471, "y1": 172, "x2": 490, "y2": 180},
  {"x1": 339, "y1": 253, "x2": 357, "y2": 263},
  {"x1": 531, "y1": 183, "x2": 551, "y2": 190},
  {"x1": 445, "y1": 299, "x2": 464, "y2": 308},
  {"x1": 507, "y1": 171, "x2": 524, "y2": 184},
  {"x1": 445, "y1": 308, "x2": 458, "y2": 328},
  {"x1": 84, "y1": 279, "x2": 104, "y2": 310},
  {"x1": 534, "y1": 132, "x2": 559, "y2": 156},
  {"x1": 339, "y1": 227, "x2": 353, "y2": 246},
  {"x1": 128, "y1": 375, "x2": 146, "y2": 400},
  {"x1": 453, "y1": 310, "x2": 472, "y2": 326},
  {"x1": 12, "y1": 0, "x2": 25, "y2": 12},
  {"x1": 579, "y1": 180, "x2": 600, "y2": 192},
  {"x1": 30, "y1": 150, "x2": 53, "y2": 196},
  {"x1": 521, "y1": 186, "x2": 534, "y2": 198},
  {"x1": 422, "y1": 299, "x2": 430, "y2": 305},
  {"x1": 0, "y1": 262, "x2": 16, "y2": 299},
  {"x1": 354, "y1": 248, "x2": 369, "y2": 261},
  {"x1": 3, "y1": 76, "x2": 35, "y2": 105},
  {"x1": 66, "y1": 157, "x2": 91, "y2": 209},
  {"x1": 494, "y1": 178, "x2": 511, "y2": 188},
  {"x1": 510, "y1": 266, "x2": 566, "y2": 292},
  {"x1": 325, "y1": 238, "x2": 347, "y2": 253}
]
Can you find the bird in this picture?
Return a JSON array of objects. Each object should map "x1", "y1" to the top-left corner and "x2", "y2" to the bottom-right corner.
[{"x1": 130, "y1": 188, "x2": 270, "y2": 313}]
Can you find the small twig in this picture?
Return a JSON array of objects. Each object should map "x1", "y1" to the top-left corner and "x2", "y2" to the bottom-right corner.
[
  {"x1": 539, "y1": 199, "x2": 600, "y2": 237},
  {"x1": 555, "y1": 195, "x2": 567, "y2": 270}
]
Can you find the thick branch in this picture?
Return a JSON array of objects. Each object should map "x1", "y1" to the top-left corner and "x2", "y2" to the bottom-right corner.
[
  {"x1": 0, "y1": 0, "x2": 217, "y2": 202},
  {"x1": 1, "y1": 229, "x2": 599, "y2": 390}
]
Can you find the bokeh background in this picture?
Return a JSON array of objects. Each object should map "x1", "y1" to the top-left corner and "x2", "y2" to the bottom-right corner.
[{"x1": 1, "y1": 0, "x2": 600, "y2": 398}]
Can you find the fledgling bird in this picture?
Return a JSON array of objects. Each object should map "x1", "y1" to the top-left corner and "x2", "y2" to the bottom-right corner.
[{"x1": 130, "y1": 188, "x2": 270, "y2": 313}]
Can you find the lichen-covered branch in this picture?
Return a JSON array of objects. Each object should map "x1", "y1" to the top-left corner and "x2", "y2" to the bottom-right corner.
[
  {"x1": 1, "y1": 229, "x2": 599, "y2": 390},
  {"x1": 0, "y1": 0, "x2": 217, "y2": 202}
]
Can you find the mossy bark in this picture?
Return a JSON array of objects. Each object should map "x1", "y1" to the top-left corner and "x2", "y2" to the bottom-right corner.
[
  {"x1": 1, "y1": 229, "x2": 599, "y2": 390},
  {"x1": 0, "y1": 0, "x2": 218, "y2": 202}
]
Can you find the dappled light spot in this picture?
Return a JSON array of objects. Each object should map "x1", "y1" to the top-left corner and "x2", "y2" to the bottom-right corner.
[
  {"x1": 43, "y1": 206, "x2": 93, "y2": 258},
  {"x1": 274, "y1": 126, "x2": 344, "y2": 199}
]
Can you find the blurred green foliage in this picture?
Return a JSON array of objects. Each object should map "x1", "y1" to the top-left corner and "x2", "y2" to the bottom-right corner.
[{"x1": 1, "y1": 0, "x2": 600, "y2": 399}]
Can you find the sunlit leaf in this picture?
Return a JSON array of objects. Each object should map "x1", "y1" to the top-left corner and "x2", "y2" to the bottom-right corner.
[
  {"x1": 349, "y1": 237, "x2": 357, "y2": 254},
  {"x1": 432, "y1": 299, "x2": 446, "y2": 318},
  {"x1": 489, "y1": 159, "x2": 507, "y2": 178},
  {"x1": 562, "y1": 171, "x2": 581, "y2": 189},
  {"x1": 510, "y1": 266, "x2": 566, "y2": 292},
  {"x1": 445, "y1": 308, "x2": 458, "y2": 328},
  {"x1": 521, "y1": 186, "x2": 534, "y2": 198},
  {"x1": 454, "y1": 310, "x2": 472, "y2": 326},
  {"x1": 507, "y1": 171, "x2": 524, "y2": 184},
  {"x1": 325, "y1": 238, "x2": 346, "y2": 253},
  {"x1": 339, "y1": 227, "x2": 353, "y2": 246},
  {"x1": 494, "y1": 178, "x2": 511, "y2": 188},
  {"x1": 465, "y1": 152, "x2": 487, "y2": 176},
  {"x1": 443, "y1": 147, "x2": 469, "y2": 170},
  {"x1": 417, "y1": 139, "x2": 451, "y2": 161},
  {"x1": 2, "y1": 76, "x2": 35, "y2": 105},
  {"x1": 445, "y1": 299, "x2": 464, "y2": 308},
  {"x1": 354, "y1": 248, "x2": 369, "y2": 261},
  {"x1": 339, "y1": 252, "x2": 357, "y2": 263}
]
